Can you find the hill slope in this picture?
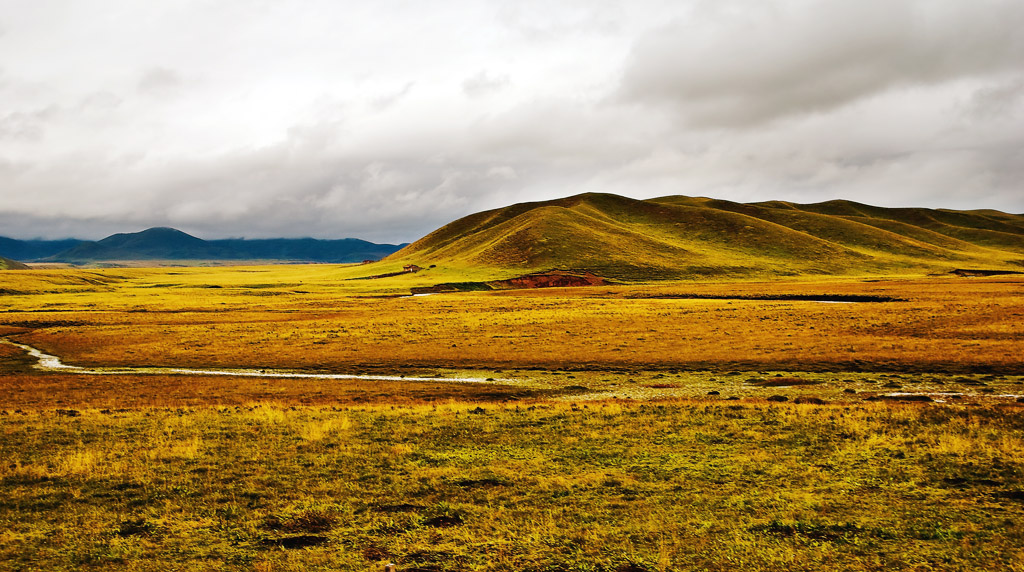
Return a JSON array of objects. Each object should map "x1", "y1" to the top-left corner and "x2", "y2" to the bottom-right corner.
[
  {"x1": 386, "y1": 193, "x2": 1024, "y2": 279},
  {"x1": 0, "y1": 256, "x2": 30, "y2": 270},
  {"x1": 45, "y1": 228, "x2": 406, "y2": 263}
]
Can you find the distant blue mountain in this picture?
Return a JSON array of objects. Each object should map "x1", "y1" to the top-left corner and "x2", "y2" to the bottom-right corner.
[
  {"x1": 0, "y1": 237, "x2": 85, "y2": 261},
  {"x1": 0, "y1": 227, "x2": 405, "y2": 263}
]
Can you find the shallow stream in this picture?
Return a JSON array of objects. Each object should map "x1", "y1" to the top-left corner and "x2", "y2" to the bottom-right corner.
[{"x1": 0, "y1": 338, "x2": 495, "y2": 383}]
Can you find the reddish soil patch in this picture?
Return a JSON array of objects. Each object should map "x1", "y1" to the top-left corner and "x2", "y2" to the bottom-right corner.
[
  {"x1": 490, "y1": 271, "x2": 612, "y2": 289},
  {"x1": 950, "y1": 269, "x2": 1023, "y2": 277},
  {"x1": 411, "y1": 271, "x2": 614, "y2": 294}
]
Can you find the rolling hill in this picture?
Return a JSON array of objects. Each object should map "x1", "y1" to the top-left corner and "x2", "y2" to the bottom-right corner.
[
  {"x1": 386, "y1": 193, "x2": 1024, "y2": 279},
  {"x1": 0, "y1": 256, "x2": 30, "y2": 270},
  {"x1": 5, "y1": 227, "x2": 406, "y2": 263},
  {"x1": 54, "y1": 227, "x2": 209, "y2": 260}
]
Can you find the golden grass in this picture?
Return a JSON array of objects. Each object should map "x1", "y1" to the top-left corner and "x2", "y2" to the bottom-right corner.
[
  {"x1": 0, "y1": 371, "x2": 562, "y2": 410},
  {"x1": 388, "y1": 193, "x2": 1024, "y2": 279},
  {"x1": 2, "y1": 264, "x2": 1023, "y2": 571},
  {"x1": 1, "y1": 266, "x2": 1021, "y2": 374},
  {"x1": 1, "y1": 401, "x2": 1023, "y2": 571}
]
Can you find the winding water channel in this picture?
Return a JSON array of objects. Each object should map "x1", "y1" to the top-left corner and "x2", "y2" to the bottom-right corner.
[
  {"x1": 1, "y1": 338, "x2": 495, "y2": 383},
  {"x1": 4, "y1": 338, "x2": 1021, "y2": 402}
]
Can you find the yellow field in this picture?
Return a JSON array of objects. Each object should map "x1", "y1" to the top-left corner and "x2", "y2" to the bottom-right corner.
[
  {"x1": 1, "y1": 265, "x2": 1022, "y2": 374},
  {"x1": 3, "y1": 265, "x2": 1024, "y2": 571}
]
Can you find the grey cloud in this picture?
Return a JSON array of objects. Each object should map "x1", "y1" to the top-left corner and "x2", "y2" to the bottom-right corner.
[
  {"x1": 285, "y1": 102, "x2": 347, "y2": 150},
  {"x1": 138, "y1": 67, "x2": 184, "y2": 96},
  {"x1": 462, "y1": 71, "x2": 510, "y2": 98},
  {"x1": 0, "y1": 212, "x2": 111, "y2": 242},
  {"x1": 0, "y1": 106, "x2": 59, "y2": 142},
  {"x1": 6, "y1": 78, "x2": 1022, "y2": 242},
  {"x1": 145, "y1": 154, "x2": 492, "y2": 242},
  {"x1": 472, "y1": 98, "x2": 654, "y2": 165},
  {"x1": 966, "y1": 76, "x2": 1024, "y2": 120},
  {"x1": 1, "y1": 0, "x2": 1022, "y2": 243},
  {"x1": 0, "y1": 127, "x2": 506, "y2": 242},
  {"x1": 370, "y1": 82, "x2": 415, "y2": 112},
  {"x1": 78, "y1": 91, "x2": 123, "y2": 112},
  {"x1": 619, "y1": 0, "x2": 1024, "y2": 127}
]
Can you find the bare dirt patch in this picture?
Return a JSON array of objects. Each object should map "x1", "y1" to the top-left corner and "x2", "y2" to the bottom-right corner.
[{"x1": 411, "y1": 270, "x2": 615, "y2": 294}]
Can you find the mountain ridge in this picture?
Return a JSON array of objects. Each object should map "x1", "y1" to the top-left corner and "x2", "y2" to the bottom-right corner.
[
  {"x1": 0, "y1": 237, "x2": 85, "y2": 261},
  {"x1": 386, "y1": 192, "x2": 1024, "y2": 279},
  {"x1": 0, "y1": 228, "x2": 406, "y2": 264}
]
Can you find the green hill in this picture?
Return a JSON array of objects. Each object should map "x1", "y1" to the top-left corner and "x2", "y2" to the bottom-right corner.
[
  {"x1": 0, "y1": 256, "x2": 30, "y2": 270},
  {"x1": 386, "y1": 193, "x2": 1024, "y2": 280}
]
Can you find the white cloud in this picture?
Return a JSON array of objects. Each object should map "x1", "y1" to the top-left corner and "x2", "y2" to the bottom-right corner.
[
  {"x1": 137, "y1": 67, "x2": 184, "y2": 97},
  {"x1": 370, "y1": 82, "x2": 416, "y2": 112},
  {"x1": 462, "y1": 71, "x2": 510, "y2": 98}
]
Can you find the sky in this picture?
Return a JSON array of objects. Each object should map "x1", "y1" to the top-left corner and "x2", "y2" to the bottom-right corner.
[{"x1": 1, "y1": 0, "x2": 1022, "y2": 242}]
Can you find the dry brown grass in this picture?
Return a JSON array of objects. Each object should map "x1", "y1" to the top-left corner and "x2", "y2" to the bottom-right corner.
[
  {"x1": 2, "y1": 271, "x2": 1021, "y2": 374},
  {"x1": 0, "y1": 372, "x2": 556, "y2": 410},
  {"x1": 3, "y1": 266, "x2": 1023, "y2": 571}
]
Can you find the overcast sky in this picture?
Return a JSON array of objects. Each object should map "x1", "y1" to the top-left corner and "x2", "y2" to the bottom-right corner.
[{"x1": 1, "y1": 0, "x2": 1022, "y2": 242}]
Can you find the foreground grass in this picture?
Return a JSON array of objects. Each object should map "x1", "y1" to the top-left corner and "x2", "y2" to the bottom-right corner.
[
  {"x1": 2, "y1": 267, "x2": 1023, "y2": 570},
  {"x1": 2, "y1": 400, "x2": 1023, "y2": 571}
]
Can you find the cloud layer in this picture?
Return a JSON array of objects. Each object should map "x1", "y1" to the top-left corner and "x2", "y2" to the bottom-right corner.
[
  {"x1": 620, "y1": 1, "x2": 1024, "y2": 126},
  {"x1": 0, "y1": 0, "x2": 1021, "y2": 241}
]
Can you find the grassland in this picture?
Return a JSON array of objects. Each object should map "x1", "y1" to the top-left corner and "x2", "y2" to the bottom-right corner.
[
  {"x1": 388, "y1": 193, "x2": 1024, "y2": 280},
  {"x1": 3, "y1": 399, "x2": 1024, "y2": 571},
  {"x1": 2, "y1": 264, "x2": 1024, "y2": 570},
  {"x1": 1, "y1": 265, "x2": 1022, "y2": 374}
]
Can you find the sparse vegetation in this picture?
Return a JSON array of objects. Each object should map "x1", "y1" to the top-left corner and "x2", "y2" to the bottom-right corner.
[
  {"x1": 1, "y1": 260, "x2": 1023, "y2": 570},
  {"x1": 1, "y1": 400, "x2": 1023, "y2": 571}
]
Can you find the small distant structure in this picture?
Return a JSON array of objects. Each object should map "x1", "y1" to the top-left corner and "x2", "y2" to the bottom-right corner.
[
  {"x1": 403, "y1": 264, "x2": 423, "y2": 273},
  {"x1": 361, "y1": 259, "x2": 377, "y2": 264}
]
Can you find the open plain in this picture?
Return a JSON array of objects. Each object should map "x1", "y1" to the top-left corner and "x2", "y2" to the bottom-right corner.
[
  {"x1": 6, "y1": 1, "x2": 1024, "y2": 568},
  {"x1": 2, "y1": 265, "x2": 1024, "y2": 571}
]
